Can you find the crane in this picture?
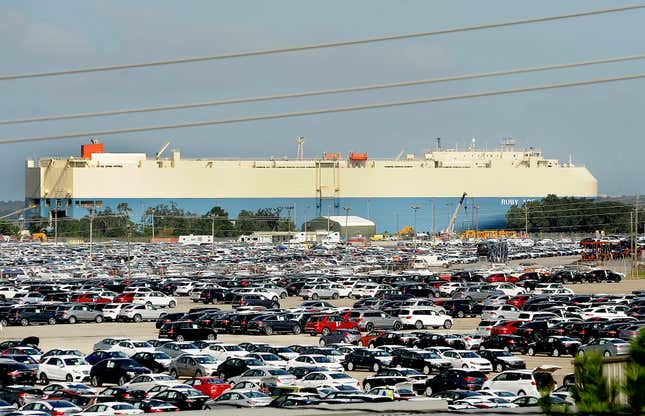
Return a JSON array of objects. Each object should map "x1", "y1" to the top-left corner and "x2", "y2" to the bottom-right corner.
[
  {"x1": 0, "y1": 205, "x2": 36, "y2": 221},
  {"x1": 155, "y1": 141, "x2": 171, "y2": 160},
  {"x1": 443, "y1": 193, "x2": 467, "y2": 235}
]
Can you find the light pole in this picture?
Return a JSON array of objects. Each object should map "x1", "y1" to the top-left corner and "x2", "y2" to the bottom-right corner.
[
  {"x1": 342, "y1": 207, "x2": 351, "y2": 243},
  {"x1": 126, "y1": 222, "x2": 132, "y2": 279},
  {"x1": 151, "y1": 209, "x2": 155, "y2": 241},
  {"x1": 411, "y1": 205, "x2": 420, "y2": 250},
  {"x1": 88, "y1": 208, "x2": 94, "y2": 261}
]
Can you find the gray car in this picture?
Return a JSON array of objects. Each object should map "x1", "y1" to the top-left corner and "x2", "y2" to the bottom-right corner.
[
  {"x1": 158, "y1": 342, "x2": 202, "y2": 358},
  {"x1": 55, "y1": 304, "x2": 104, "y2": 324},
  {"x1": 453, "y1": 287, "x2": 505, "y2": 302},
  {"x1": 577, "y1": 338, "x2": 630, "y2": 357},
  {"x1": 168, "y1": 354, "x2": 219, "y2": 378},
  {"x1": 348, "y1": 310, "x2": 402, "y2": 331}
]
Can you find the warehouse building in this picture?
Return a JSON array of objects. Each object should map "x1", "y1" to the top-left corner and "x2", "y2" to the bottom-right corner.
[{"x1": 303, "y1": 216, "x2": 376, "y2": 239}]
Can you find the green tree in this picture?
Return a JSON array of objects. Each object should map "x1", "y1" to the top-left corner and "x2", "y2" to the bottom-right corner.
[
  {"x1": 623, "y1": 329, "x2": 645, "y2": 414},
  {"x1": 0, "y1": 222, "x2": 19, "y2": 236},
  {"x1": 574, "y1": 351, "x2": 620, "y2": 413}
]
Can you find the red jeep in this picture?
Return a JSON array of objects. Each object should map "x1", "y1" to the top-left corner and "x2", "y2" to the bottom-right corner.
[{"x1": 305, "y1": 315, "x2": 359, "y2": 336}]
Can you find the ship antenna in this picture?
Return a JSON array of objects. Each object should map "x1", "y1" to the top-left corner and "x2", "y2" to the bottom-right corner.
[
  {"x1": 296, "y1": 136, "x2": 305, "y2": 160},
  {"x1": 436, "y1": 137, "x2": 441, "y2": 150}
]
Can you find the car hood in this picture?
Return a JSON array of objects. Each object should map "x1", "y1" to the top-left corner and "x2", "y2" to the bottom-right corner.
[{"x1": 498, "y1": 356, "x2": 524, "y2": 363}]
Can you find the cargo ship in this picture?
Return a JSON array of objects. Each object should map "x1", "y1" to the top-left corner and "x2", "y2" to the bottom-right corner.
[{"x1": 24, "y1": 139, "x2": 597, "y2": 233}]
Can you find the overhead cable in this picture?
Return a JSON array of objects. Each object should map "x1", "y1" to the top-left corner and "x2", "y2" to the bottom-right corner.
[
  {"x1": 0, "y1": 4, "x2": 644, "y2": 81},
  {"x1": 1, "y1": 72, "x2": 644, "y2": 145},
  {"x1": 3, "y1": 53, "x2": 645, "y2": 125}
]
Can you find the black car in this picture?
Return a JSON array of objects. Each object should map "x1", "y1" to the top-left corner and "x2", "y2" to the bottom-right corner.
[
  {"x1": 527, "y1": 336, "x2": 581, "y2": 357},
  {"x1": 477, "y1": 349, "x2": 527, "y2": 373},
  {"x1": 131, "y1": 399, "x2": 178, "y2": 413},
  {"x1": 158, "y1": 321, "x2": 217, "y2": 342},
  {"x1": 390, "y1": 348, "x2": 452, "y2": 375},
  {"x1": 413, "y1": 332, "x2": 464, "y2": 349},
  {"x1": 155, "y1": 313, "x2": 185, "y2": 329},
  {"x1": 342, "y1": 349, "x2": 389, "y2": 372},
  {"x1": 0, "y1": 385, "x2": 44, "y2": 406},
  {"x1": 215, "y1": 357, "x2": 263, "y2": 380},
  {"x1": 246, "y1": 314, "x2": 302, "y2": 335},
  {"x1": 89, "y1": 358, "x2": 151, "y2": 387},
  {"x1": 0, "y1": 360, "x2": 36, "y2": 386},
  {"x1": 85, "y1": 351, "x2": 129, "y2": 366},
  {"x1": 365, "y1": 332, "x2": 414, "y2": 348},
  {"x1": 546, "y1": 270, "x2": 586, "y2": 284},
  {"x1": 450, "y1": 271, "x2": 484, "y2": 283},
  {"x1": 6, "y1": 306, "x2": 57, "y2": 326},
  {"x1": 231, "y1": 294, "x2": 279, "y2": 309},
  {"x1": 199, "y1": 289, "x2": 231, "y2": 304},
  {"x1": 151, "y1": 388, "x2": 208, "y2": 410},
  {"x1": 439, "y1": 300, "x2": 482, "y2": 318},
  {"x1": 205, "y1": 312, "x2": 237, "y2": 333},
  {"x1": 362, "y1": 368, "x2": 427, "y2": 394},
  {"x1": 319, "y1": 329, "x2": 361, "y2": 346},
  {"x1": 515, "y1": 321, "x2": 549, "y2": 343},
  {"x1": 131, "y1": 352, "x2": 171, "y2": 373},
  {"x1": 99, "y1": 386, "x2": 147, "y2": 402},
  {"x1": 287, "y1": 366, "x2": 327, "y2": 379},
  {"x1": 229, "y1": 313, "x2": 267, "y2": 334},
  {"x1": 584, "y1": 269, "x2": 622, "y2": 283},
  {"x1": 396, "y1": 283, "x2": 440, "y2": 298},
  {"x1": 423, "y1": 369, "x2": 487, "y2": 396},
  {"x1": 479, "y1": 335, "x2": 528, "y2": 353}
]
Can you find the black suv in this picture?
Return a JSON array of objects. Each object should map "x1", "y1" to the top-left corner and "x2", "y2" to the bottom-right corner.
[
  {"x1": 0, "y1": 360, "x2": 36, "y2": 386},
  {"x1": 585, "y1": 269, "x2": 622, "y2": 283},
  {"x1": 423, "y1": 369, "x2": 487, "y2": 395},
  {"x1": 231, "y1": 294, "x2": 279, "y2": 309},
  {"x1": 342, "y1": 349, "x2": 388, "y2": 372},
  {"x1": 158, "y1": 321, "x2": 217, "y2": 342},
  {"x1": 7, "y1": 306, "x2": 57, "y2": 326},
  {"x1": 89, "y1": 358, "x2": 151, "y2": 387},
  {"x1": 479, "y1": 335, "x2": 528, "y2": 353},
  {"x1": 439, "y1": 300, "x2": 482, "y2": 318},
  {"x1": 477, "y1": 349, "x2": 526, "y2": 373},
  {"x1": 199, "y1": 289, "x2": 232, "y2": 304},
  {"x1": 527, "y1": 336, "x2": 581, "y2": 357},
  {"x1": 390, "y1": 348, "x2": 451, "y2": 375},
  {"x1": 215, "y1": 357, "x2": 263, "y2": 380},
  {"x1": 246, "y1": 314, "x2": 302, "y2": 335}
]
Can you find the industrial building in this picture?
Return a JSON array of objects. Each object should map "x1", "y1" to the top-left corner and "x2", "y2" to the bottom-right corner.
[{"x1": 303, "y1": 216, "x2": 376, "y2": 239}]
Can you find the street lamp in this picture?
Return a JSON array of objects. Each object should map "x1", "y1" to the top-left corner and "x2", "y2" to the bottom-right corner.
[
  {"x1": 411, "y1": 205, "x2": 420, "y2": 250},
  {"x1": 342, "y1": 207, "x2": 352, "y2": 243}
]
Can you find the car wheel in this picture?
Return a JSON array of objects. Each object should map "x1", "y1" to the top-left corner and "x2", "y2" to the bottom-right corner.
[
  {"x1": 133, "y1": 314, "x2": 142, "y2": 323},
  {"x1": 65, "y1": 374, "x2": 73, "y2": 382},
  {"x1": 219, "y1": 372, "x2": 227, "y2": 380},
  {"x1": 146, "y1": 301, "x2": 153, "y2": 307},
  {"x1": 170, "y1": 369, "x2": 178, "y2": 378},
  {"x1": 0, "y1": 319, "x2": 7, "y2": 327},
  {"x1": 527, "y1": 347, "x2": 535, "y2": 356},
  {"x1": 322, "y1": 327, "x2": 331, "y2": 336},
  {"x1": 443, "y1": 320, "x2": 453, "y2": 329},
  {"x1": 280, "y1": 292, "x2": 287, "y2": 299},
  {"x1": 393, "y1": 321, "x2": 402, "y2": 330},
  {"x1": 365, "y1": 323, "x2": 374, "y2": 332},
  {"x1": 457, "y1": 311, "x2": 465, "y2": 318},
  {"x1": 48, "y1": 317, "x2": 56, "y2": 325},
  {"x1": 332, "y1": 293, "x2": 339, "y2": 300},
  {"x1": 414, "y1": 320, "x2": 424, "y2": 330},
  {"x1": 68, "y1": 316, "x2": 77, "y2": 324},
  {"x1": 39, "y1": 373, "x2": 48, "y2": 385},
  {"x1": 271, "y1": 302, "x2": 280, "y2": 309},
  {"x1": 319, "y1": 339, "x2": 326, "y2": 347},
  {"x1": 364, "y1": 382, "x2": 371, "y2": 391},
  {"x1": 312, "y1": 294, "x2": 319, "y2": 300},
  {"x1": 496, "y1": 363, "x2": 504, "y2": 373},
  {"x1": 207, "y1": 333, "x2": 216, "y2": 341},
  {"x1": 195, "y1": 370, "x2": 202, "y2": 377},
  {"x1": 20, "y1": 318, "x2": 29, "y2": 326},
  {"x1": 176, "y1": 335, "x2": 185, "y2": 342},
  {"x1": 272, "y1": 296, "x2": 279, "y2": 302},
  {"x1": 577, "y1": 350, "x2": 585, "y2": 357},
  {"x1": 552, "y1": 348, "x2": 560, "y2": 357},
  {"x1": 95, "y1": 315, "x2": 103, "y2": 323},
  {"x1": 265, "y1": 326, "x2": 274, "y2": 336},
  {"x1": 91, "y1": 375, "x2": 102, "y2": 387},
  {"x1": 503, "y1": 346, "x2": 510, "y2": 353},
  {"x1": 425, "y1": 386, "x2": 433, "y2": 396},
  {"x1": 372, "y1": 362, "x2": 381, "y2": 372},
  {"x1": 422, "y1": 365, "x2": 431, "y2": 375},
  {"x1": 603, "y1": 351, "x2": 611, "y2": 357},
  {"x1": 368, "y1": 343, "x2": 375, "y2": 349},
  {"x1": 293, "y1": 325, "x2": 301, "y2": 335},
  {"x1": 347, "y1": 361, "x2": 354, "y2": 371},
  {"x1": 169, "y1": 301, "x2": 177, "y2": 308},
  {"x1": 517, "y1": 390, "x2": 526, "y2": 396},
  {"x1": 118, "y1": 376, "x2": 127, "y2": 386}
]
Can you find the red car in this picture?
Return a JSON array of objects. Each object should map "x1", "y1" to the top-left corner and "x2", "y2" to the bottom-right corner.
[
  {"x1": 70, "y1": 293, "x2": 112, "y2": 303},
  {"x1": 184, "y1": 377, "x2": 230, "y2": 398},
  {"x1": 305, "y1": 315, "x2": 359, "y2": 336},
  {"x1": 485, "y1": 273, "x2": 518, "y2": 284},
  {"x1": 113, "y1": 292, "x2": 136, "y2": 303},
  {"x1": 357, "y1": 330, "x2": 386, "y2": 347},
  {"x1": 507, "y1": 295, "x2": 530, "y2": 309},
  {"x1": 490, "y1": 320, "x2": 523, "y2": 336}
]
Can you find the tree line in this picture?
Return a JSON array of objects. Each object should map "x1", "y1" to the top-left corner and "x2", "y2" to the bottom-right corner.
[
  {"x1": 505, "y1": 194, "x2": 641, "y2": 234},
  {"x1": 5, "y1": 203, "x2": 295, "y2": 239}
]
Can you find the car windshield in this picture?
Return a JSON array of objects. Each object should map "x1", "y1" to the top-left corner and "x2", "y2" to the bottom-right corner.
[
  {"x1": 330, "y1": 373, "x2": 351, "y2": 379},
  {"x1": 152, "y1": 352, "x2": 170, "y2": 359},
  {"x1": 312, "y1": 356, "x2": 331, "y2": 363},
  {"x1": 260, "y1": 354, "x2": 281, "y2": 361},
  {"x1": 420, "y1": 352, "x2": 440, "y2": 360},
  {"x1": 223, "y1": 345, "x2": 243, "y2": 351},
  {"x1": 610, "y1": 339, "x2": 628, "y2": 344},
  {"x1": 559, "y1": 337, "x2": 577, "y2": 342},
  {"x1": 268, "y1": 369, "x2": 289, "y2": 376},
  {"x1": 460, "y1": 352, "x2": 480, "y2": 358},
  {"x1": 51, "y1": 401, "x2": 76, "y2": 408},
  {"x1": 21, "y1": 348, "x2": 39, "y2": 355},
  {"x1": 273, "y1": 347, "x2": 293, "y2": 353},
  {"x1": 400, "y1": 369, "x2": 422, "y2": 376},
  {"x1": 183, "y1": 389, "x2": 203, "y2": 397},
  {"x1": 120, "y1": 360, "x2": 140, "y2": 369},
  {"x1": 112, "y1": 404, "x2": 134, "y2": 410},
  {"x1": 246, "y1": 359, "x2": 263, "y2": 366},
  {"x1": 178, "y1": 344, "x2": 198, "y2": 350},
  {"x1": 246, "y1": 391, "x2": 268, "y2": 398},
  {"x1": 372, "y1": 350, "x2": 390, "y2": 357},
  {"x1": 194, "y1": 357, "x2": 215, "y2": 364},
  {"x1": 63, "y1": 358, "x2": 87, "y2": 366},
  {"x1": 496, "y1": 351, "x2": 513, "y2": 357},
  {"x1": 133, "y1": 342, "x2": 152, "y2": 348}
]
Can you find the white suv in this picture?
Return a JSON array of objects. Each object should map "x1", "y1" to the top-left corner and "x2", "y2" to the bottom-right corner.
[
  {"x1": 396, "y1": 308, "x2": 453, "y2": 329},
  {"x1": 483, "y1": 366, "x2": 559, "y2": 396}
]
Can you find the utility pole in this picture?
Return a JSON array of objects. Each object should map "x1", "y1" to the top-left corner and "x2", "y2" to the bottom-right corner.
[
  {"x1": 524, "y1": 204, "x2": 529, "y2": 237},
  {"x1": 127, "y1": 223, "x2": 132, "y2": 279},
  {"x1": 475, "y1": 205, "x2": 480, "y2": 238},
  {"x1": 431, "y1": 202, "x2": 436, "y2": 239},
  {"x1": 343, "y1": 207, "x2": 351, "y2": 243},
  {"x1": 411, "y1": 205, "x2": 420, "y2": 251},
  {"x1": 327, "y1": 204, "x2": 331, "y2": 233},
  {"x1": 636, "y1": 194, "x2": 639, "y2": 276},
  {"x1": 151, "y1": 209, "x2": 155, "y2": 241},
  {"x1": 471, "y1": 197, "x2": 475, "y2": 236},
  {"x1": 211, "y1": 215, "x2": 215, "y2": 254},
  {"x1": 89, "y1": 209, "x2": 94, "y2": 261},
  {"x1": 54, "y1": 209, "x2": 58, "y2": 244}
]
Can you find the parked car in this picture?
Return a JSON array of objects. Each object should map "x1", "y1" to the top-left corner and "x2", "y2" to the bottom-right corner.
[
  {"x1": 389, "y1": 348, "x2": 452, "y2": 375},
  {"x1": 130, "y1": 352, "x2": 172, "y2": 373},
  {"x1": 169, "y1": 355, "x2": 219, "y2": 378},
  {"x1": 203, "y1": 390, "x2": 271, "y2": 408},
  {"x1": 0, "y1": 360, "x2": 37, "y2": 386},
  {"x1": 527, "y1": 336, "x2": 582, "y2": 357},
  {"x1": 37, "y1": 356, "x2": 91, "y2": 383},
  {"x1": 347, "y1": 310, "x2": 403, "y2": 331},
  {"x1": 482, "y1": 366, "x2": 559, "y2": 396},
  {"x1": 158, "y1": 321, "x2": 217, "y2": 342},
  {"x1": 577, "y1": 338, "x2": 630, "y2": 357},
  {"x1": 19, "y1": 400, "x2": 81, "y2": 415},
  {"x1": 319, "y1": 330, "x2": 361, "y2": 346},
  {"x1": 89, "y1": 358, "x2": 151, "y2": 387},
  {"x1": 183, "y1": 377, "x2": 231, "y2": 399},
  {"x1": 423, "y1": 369, "x2": 488, "y2": 396},
  {"x1": 479, "y1": 335, "x2": 528, "y2": 354},
  {"x1": 342, "y1": 349, "x2": 392, "y2": 372},
  {"x1": 117, "y1": 304, "x2": 167, "y2": 323},
  {"x1": 393, "y1": 308, "x2": 453, "y2": 329},
  {"x1": 305, "y1": 315, "x2": 359, "y2": 336},
  {"x1": 55, "y1": 304, "x2": 104, "y2": 324},
  {"x1": 150, "y1": 388, "x2": 208, "y2": 410},
  {"x1": 245, "y1": 314, "x2": 302, "y2": 335},
  {"x1": 477, "y1": 349, "x2": 526, "y2": 373}
]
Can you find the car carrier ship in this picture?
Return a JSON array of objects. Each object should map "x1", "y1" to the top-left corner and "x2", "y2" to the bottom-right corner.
[{"x1": 24, "y1": 139, "x2": 597, "y2": 232}]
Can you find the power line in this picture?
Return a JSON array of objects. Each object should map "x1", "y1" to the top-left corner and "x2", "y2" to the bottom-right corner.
[
  {"x1": 2, "y1": 72, "x2": 645, "y2": 145},
  {"x1": 1, "y1": 4, "x2": 644, "y2": 81},
  {"x1": 3, "y1": 53, "x2": 645, "y2": 126}
]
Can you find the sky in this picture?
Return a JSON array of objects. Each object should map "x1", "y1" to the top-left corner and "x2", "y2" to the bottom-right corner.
[{"x1": 0, "y1": 0, "x2": 644, "y2": 199}]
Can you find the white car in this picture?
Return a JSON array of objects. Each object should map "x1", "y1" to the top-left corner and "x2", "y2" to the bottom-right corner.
[
  {"x1": 441, "y1": 350, "x2": 492, "y2": 372},
  {"x1": 174, "y1": 282, "x2": 195, "y2": 296},
  {"x1": 38, "y1": 355, "x2": 91, "y2": 383},
  {"x1": 296, "y1": 371, "x2": 360, "y2": 389},
  {"x1": 233, "y1": 288, "x2": 281, "y2": 302},
  {"x1": 132, "y1": 292, "x2": 177, "y2": 308},
  {"x1": 329, "y1": 284, "x2": 352, "y2": 298},
  {"x1": 203, "y1": 344, "x2": 248, "y2": 361},
  {"x1": 532, "y1": 283, "x2": 564, "y2": 295},
  {"x1": 246, "y1": 353, "x2": 288, "y2": 369},
  {"x1": 80, "y1": 402, "x2": 143, "y2": 416},
  {"x1": 0, "y1": 287, "x2": 18, "y2": 299},
  {"x1": 581, "y1": 307, "x2": 628, "y2": 320},
  {"x1": 481, "y1": 305, "x2": 521, "y2": 321},
  {"x1": 204, "y1": 389, "x2": 272, "y2": 408},
  {"x1": 396, "y1": 308, "x2": 453, "y2": 329},
  {"x1": 490, "y1": 283, "x2": 526, "y2": 297},
  {"x1": 110, "y1": 340, "x2": 155, "y2": 357},
  {"x1": 482, "y1": 366, "x2": 560, "y2": 396},
  {"x1": 438, "y1": 282, "x2": 465, "y2": 297},
  {"x1": 125, "y1": 374, "x2": 178, "y2": 391},
  {"x1": 101, "y1": 304, "x2": 130, "y2": 322},
  {"x1": 287, "y1": 355, "x2": 343, "y2": 372},
  {"x1": 228, "y1": 367, "x2": 297, "y2": 386}
]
